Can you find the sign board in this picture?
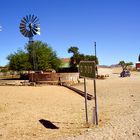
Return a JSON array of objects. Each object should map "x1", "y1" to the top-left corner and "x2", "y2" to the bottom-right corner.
[{"x1": 79, "y1": 61, "x2": 96, "y2": 79}]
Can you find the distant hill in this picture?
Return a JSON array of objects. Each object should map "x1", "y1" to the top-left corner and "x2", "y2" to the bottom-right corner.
[
  {"x1": 110, "y1": 64, "x2": 120, "y2": 68},
  {"x1": 98, "y1": 64, "x2": 120, "y2": 68},
  {"x1": 98, "y1": 65, "x2": 111, "y2": 68}
]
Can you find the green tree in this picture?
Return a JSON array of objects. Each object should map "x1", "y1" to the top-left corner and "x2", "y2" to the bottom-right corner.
[
  {"x1": 68, "y1": 46, "x2": 79, "y2": 55},
  {"x1": 7, "y1": 50, "x2": 31, "y2": 71},
  {"x1": 26, "y1": 41, "x2": 61, "y2": 71},
  {"x1": 119, "y1": 61, "x2": 133, "y2": 71},
  {"x1": 84, "y1": 55, "x2": 98, "y2": 64},
  {"x1": 68, "y1": 46, "x2": 99, "y2": 69},
  {"x1": 68, "y1": 46, "x2": 80, "y2": 68},
  {"x1": 7, "y1": 41, "x2": 61, "y2": 71}
]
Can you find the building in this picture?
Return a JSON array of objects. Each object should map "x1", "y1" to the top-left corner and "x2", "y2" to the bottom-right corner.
[
  {"x1": 136, "y1": 62, "x2": 140, "y2": 70},
  {"x1": 60, "y1": 58, "x2": 70, "y2": 68},
  {"x1": 136, "y1": 54, "x2": 140, "y2": 70}
]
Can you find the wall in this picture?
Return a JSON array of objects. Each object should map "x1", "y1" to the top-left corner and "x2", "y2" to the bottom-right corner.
[{"x1": 29, "y1": 72, "x2": 79, "y2": 84}]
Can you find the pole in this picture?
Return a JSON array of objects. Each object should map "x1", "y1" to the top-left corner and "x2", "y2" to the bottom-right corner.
[
  {"x1": 94, "y1": 42, "x2": 96, "y2": 57},
  {"x1": 84, "y1": 77, "x2": 88, "y2": 125},
  {"x1": 93, "y1": 41, "x2": 98, "y2": 125},
  {"x1": 94, "y1": 42, "x2": 98, "y2": 76},
  {"x1": 93, "y1": 79, "x2": 98, "y2": 125},
  {"x1": 33, "y1": 47, "x2": 36, "y2": 71}
]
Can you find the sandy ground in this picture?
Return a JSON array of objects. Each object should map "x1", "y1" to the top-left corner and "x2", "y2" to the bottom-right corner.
[{"x1": 0, "y1": 68, "x2": 140, "y2": 140}]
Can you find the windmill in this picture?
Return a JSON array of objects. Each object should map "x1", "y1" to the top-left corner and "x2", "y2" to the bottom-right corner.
[
  {"x1": 19, "y1": 14, "x2": 40, "y2": 43},
  {"x1": 19, "y1": 15, "x2": 41, "y2": 70}
]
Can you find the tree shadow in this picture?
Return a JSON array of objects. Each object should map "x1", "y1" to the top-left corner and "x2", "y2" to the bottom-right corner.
[
  {"x1": 39, "y1": 119, "x2": 59, "y2": 129},
  {"x1": 1, "y1": 78, "x2": 20, "y2": 80}
]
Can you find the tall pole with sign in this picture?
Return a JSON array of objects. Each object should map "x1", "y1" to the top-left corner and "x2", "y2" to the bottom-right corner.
[
  {"x1": 94, "y1": 42, "x2": 96, "y2": 58},
  {"x1": 79, "y1": 61, "x2": 98, "y2": 126},
  {"x1": 94, "y1": 42, "x2": 98, "y2": 75},
  {"x1": 93, "y1": 42, "x2": 98, "y2": 125}
]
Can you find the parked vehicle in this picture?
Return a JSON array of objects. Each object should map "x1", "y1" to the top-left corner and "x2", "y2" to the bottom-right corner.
[{"x1": 120, "y1": 70, "x2": 131, "y2": 77}]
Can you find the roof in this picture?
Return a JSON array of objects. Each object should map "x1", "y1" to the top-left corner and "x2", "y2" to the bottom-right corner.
[{"x1": 60, "y1": 58, "x2": 70, "y2": 68}]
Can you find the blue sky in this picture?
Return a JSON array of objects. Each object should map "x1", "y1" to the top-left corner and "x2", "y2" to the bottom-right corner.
[{"x1": 0, "y1": 0, "x2": 140, "y2": 66}]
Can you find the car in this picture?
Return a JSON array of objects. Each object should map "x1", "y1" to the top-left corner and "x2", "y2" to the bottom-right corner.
[{"x1": 120, "y1": 70, "x2": 131, "y2": 77}]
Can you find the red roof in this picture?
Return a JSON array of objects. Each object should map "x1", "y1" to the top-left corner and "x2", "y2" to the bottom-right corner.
[{"x1": 61, "y1": 58, "x2": 70, "y2": 63}]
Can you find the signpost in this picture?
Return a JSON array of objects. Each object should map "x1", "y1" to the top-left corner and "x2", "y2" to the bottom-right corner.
[
  {"x1": 79, "y1": 61, "x2": 98, "y2": 125},
  {"x1": 79, "y1": 61, "x2": 96, "y2": 79}
]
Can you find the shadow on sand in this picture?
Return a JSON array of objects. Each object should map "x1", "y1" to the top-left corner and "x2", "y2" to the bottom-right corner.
[{"x1": 39, "y1": 119, "x2": 59, "y2": 129}]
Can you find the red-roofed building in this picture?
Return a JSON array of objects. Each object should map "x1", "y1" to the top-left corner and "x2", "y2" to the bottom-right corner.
[
  {"x1": 60, "y1": 58, "x2": 70, "y2": 68},
  {"x1": 136, "y1": 55, "x2": 140, "y2": 70}
]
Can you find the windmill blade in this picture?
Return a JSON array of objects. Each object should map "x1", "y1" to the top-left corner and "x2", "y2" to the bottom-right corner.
[
  {"x1": 23, "y1": 17, "x2": 28, "y2": 23},
  {"x1": 36, "y1": 30, "x2": 40, "y2": 35},
  {"x1": 34, "y1": 23, "x2": 40, "y2": 26},
  {"x1": 32, "y1": 16, "x2": 38, "y2": 24},
  {"x1": 33, "y1": 16, "x2": 39, "y2": 24},
  {"x1": 31, "y1": 15, "x2": 35, "y2": 22},
  {"x1": 36, "y1": 27, "x2": 40, "y2": 32},
  {"x1": 33, "y1": 18, "x2": 39, "y2": 24},
  {"x1": 20, "y1": 28, "x2": 26, "y2": 34},
  {"x1": 21, "y1": 19, "x2": 26, "y2": 24},
  {"x1": 33, "y1": 27, "x2": 40, "y2": 35},
  {"x1": 34, "y1": 25, "x2": 40, "y2": 31},
  {"x1": 20, "y1": 21, "x2": 26, "y2": 26},
  {"x1": 20, "y1": 27, "x2": 26, "y2": 32},
  {"x1": 20, "y1": 26, "x2": 29, "y2": 37},
  {"x1": 29, "y1": 14, "x2": 32, "y2": 21},
  {"x1": 21, "y1": 29, "x2": 27, "y2": 36},
  {"x1": 20, "y1": 24, "x2": 26, "y2": 29},
  {"x1": 24, "y1": 30, "x2": 30, "y2": 37},
  {"x1": 24, "y1": 30, "x2": 31, "y2": 37},
  {"x1": 36, "y1": 27, "x2": 40, "y2": 30},
  {"x1": 20, "y1": 23, "x2": 26, "y2": 28},
  {"x1": 33, "y1": 24, "x2": 40, "y2": 29},
  {"x1": 20, "y1": 27, "x2": 25, "y2": 32},
  {"x1": 31, "y1": 28, "x2": 37, "y2": 35},
  {"x1": 32, "y1": 27, "x2": 40, "y2": 34},
  {"x1": 20, "y1": 28, "x2": 27, "y2": 34},
  {"x1": 26, "y1": 15, "x2": 29, "y2": 23},
  {"x1": 32, "y1": 27, "x2": 39, "y2": 32}
]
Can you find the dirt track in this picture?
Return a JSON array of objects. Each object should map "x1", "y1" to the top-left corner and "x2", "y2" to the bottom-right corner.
[{"x1": 0, "y1": 68, "x2": 140, "y2": 140}]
